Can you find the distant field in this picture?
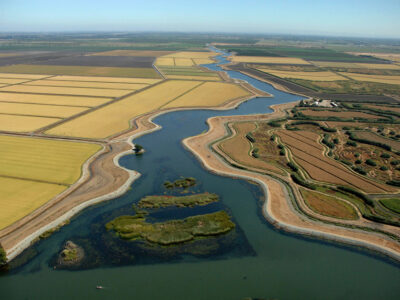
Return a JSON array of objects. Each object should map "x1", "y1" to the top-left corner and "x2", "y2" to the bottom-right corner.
[
  {"x1": 0, "y1": 135, "x2": 101, "y2": 184},
  {"x1": 166, "y1": 75, "x2": 221, "y2": 81},
  {"x1": 311, "y1": 61, "x2": 400, "y2": 69},
  {"x1": 0, "y1": 84, "x2": 133, "y2": 97},
  {"x1": 0, "y1": 73, "x2": 49, "y2": 79},
  {"x1": 193, "y1": 58, "x2": 214, "y2": 65},
  {"x1": 0, "y1": 78, "x2": 31, "y2": 84},
  {"x1": 258, "y1": 68, "x2": 346, "y2": 81},
  {"x1": 48, "y1": 75, "x2": 160, "y2": 84},
  {"x1": 0, "y1": 65, "x2": 161, "y2": 78},
  {"x1": 0, "y1": 114, "x2": 59, "y2": 132},
  {"x1": 46, "y1": 80, "x2": 203, "y2": 138},
  {"x1": 300, "y1": 109, "x2": 384, "y2": 120},
  {"x1": 349, "y1": 52, "x2": 400, "y2": 63},
  {"x1": 0, "y1": 92, "x2": 111, "y2": 107},
  {"x1": 352, "y1": 131, "x2": 400, "y2": 152},
  {"x1": 164, "y1": 82, "x2": 250, "y2": 108},
  {"x1": 174, "y1": 58, "x2": 194, "y2": 66},
  {"x1": 155, "y1": 57, "x2": 175, "y2": 66},
  {"x1": 0, "y1": 177, "x2": 67, "y2": 230},
  {"x1": 162, "y1": 51, "x2": 216, "y2": 59},
  {"x1": 25, "y1": 79, "x2": 149, "y2": 90},
  {"x1": 0, "y1": 102, "x2": 88, "y2": 118},
  {"x1": 90, "y1": 50, "x2": 174, "y2": 57},
  {"x1": 366, "y1": 104, "x2": 400, "y2": 113},
  {"x1": 224, "y1": 46, "x2": 384, "y2": 62},
  {"x1": 339, "y1": 72, "x2": 400, "y2": 85},
  {"x1": 231, "y1": 56, "x2": 310, "y2": 65}
]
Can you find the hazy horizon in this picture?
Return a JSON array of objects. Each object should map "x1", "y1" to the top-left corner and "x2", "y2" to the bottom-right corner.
[{"x1": 1, "y1": 0, "x2": 400, "y2": 39}]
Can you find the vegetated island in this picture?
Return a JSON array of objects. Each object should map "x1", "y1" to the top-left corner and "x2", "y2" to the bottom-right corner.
[
  {"x1": 106, "y1": 211, "x2": 235, "y2": 245},
  {"x1": 138, "y1": 192, "x2": 218, "y2": 208},
  {"x1": 163, "y1": 177, "x2": 197, "y2": 189},
  {"x1": 57, "y1": 240, "x2": 85, "y2": 267}
]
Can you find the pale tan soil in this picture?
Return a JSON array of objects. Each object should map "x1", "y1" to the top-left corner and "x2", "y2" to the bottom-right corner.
[
  {"x1": 182, "y1": 103, "x2": 400, "y2": 261},
  {"x1": 0, "y1": 87, "x2": 256, "y2": 261}
]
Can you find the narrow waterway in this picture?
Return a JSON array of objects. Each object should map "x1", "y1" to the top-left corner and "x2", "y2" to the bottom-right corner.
[{"x1": 1, "y1": 48, "x2": 399, "y2": 300}]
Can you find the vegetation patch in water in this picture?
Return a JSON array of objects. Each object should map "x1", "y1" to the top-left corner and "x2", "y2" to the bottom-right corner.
[
  {"x1": 105, "y1": 211, "x2": 235, "y2": 245},
  {"x1": 138, "y1": 192, "x2": 218, "y2": 208},
  {"x1": 163, "y1": 177, "x2": 196, "y2": 189}
]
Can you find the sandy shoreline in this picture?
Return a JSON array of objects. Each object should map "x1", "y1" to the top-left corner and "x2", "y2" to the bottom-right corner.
[
  {"x1": 181, "y1": 105, "x2": 400, "y2": 262},
  {"x1": 0, "y1": 89, "x2": 256, "y2": 261},
  {"x1": 1, "y1": 64, "x2": 399, "y2": 264}
]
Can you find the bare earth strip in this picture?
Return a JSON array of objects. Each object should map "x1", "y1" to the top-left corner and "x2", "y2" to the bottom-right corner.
[
  {"x1": 0, "y1": 82, "x2": 256, "y2": 261},
  {"x1": 182, "y1": 104, "x2": 400, "y2": 262},
  {"x1": 0, "y1": 92, "x2": 112, "y2": 107}
]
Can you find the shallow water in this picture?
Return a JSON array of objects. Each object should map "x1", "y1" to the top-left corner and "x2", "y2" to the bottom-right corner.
[{"x1": 1, "y1": 48, "x2": 399, "y2": 300}]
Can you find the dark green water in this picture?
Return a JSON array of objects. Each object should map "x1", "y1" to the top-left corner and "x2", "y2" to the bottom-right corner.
[{"x1": 1, "y1": 49, "x2": 399, "y2": 300}]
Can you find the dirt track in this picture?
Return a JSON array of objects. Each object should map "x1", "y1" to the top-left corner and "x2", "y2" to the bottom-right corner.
[{"x1": 182, "y1": 103, "x2": 400, "y2": 262}]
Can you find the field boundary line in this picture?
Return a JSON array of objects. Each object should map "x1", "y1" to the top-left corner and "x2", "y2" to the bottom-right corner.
[
  {"x1": 0, "y1": 100, "x2": 92, "y2": 108},
  {"x1": 158, "y1": 81, "x2": 205, "y2": 109},
  {"x1": 0, "y1": 174, "x2": 70, "y2": 186},
  {"x1": 0, "y1": 112, "x2": 63, "y2": 119},
  {"x1": 35, "y1": 79, "x2": 167, "y2": 134}
]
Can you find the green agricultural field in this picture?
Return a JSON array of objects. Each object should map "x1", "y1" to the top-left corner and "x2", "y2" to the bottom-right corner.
[
  {"x1": 380, "y1": 198, "x2": 400, "y2": 214},
  {"x1": 224, "y1": 45, "x2": 385, "y2": 62},
  {"x1": 0, "y1": 64, "x2": 161, "y2": 78}
]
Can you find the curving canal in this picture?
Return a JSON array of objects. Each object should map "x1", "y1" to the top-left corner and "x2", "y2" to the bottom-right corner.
[{"x1": 1, "y1": 48, "x2": 399, "y2": 300}]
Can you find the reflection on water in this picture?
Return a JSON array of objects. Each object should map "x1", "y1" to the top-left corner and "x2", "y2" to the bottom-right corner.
[{"x1": 1, "y1": 48, "x2": 399, "y2": 300}]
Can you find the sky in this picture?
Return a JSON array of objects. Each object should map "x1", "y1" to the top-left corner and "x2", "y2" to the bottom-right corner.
[{"x1": 1, "y1": 0, "x2": 399, "y2": 38}]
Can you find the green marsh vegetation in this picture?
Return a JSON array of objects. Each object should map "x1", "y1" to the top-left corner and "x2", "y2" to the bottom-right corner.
[
  {"x1": 380, "y1": 198, "x2": 400, "y2": 214},
  {"x1": 163, "y1": 177, "x2": 197, "y2": 189},
  {"x1": 106, "y1": 211, "x2": 235, "y2": 246},
  {"x1": 138, "y1": 193, "x2": 219, "y2": 208}
]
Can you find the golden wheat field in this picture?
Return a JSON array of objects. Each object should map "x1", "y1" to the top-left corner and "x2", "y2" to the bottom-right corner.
[
  {"x1": 193, "y1": 58, "x2": 214, "y2": 65},
  {"x1": 46, "y1": 80, "x2": 203, "y2": 138},
  {"x1": 166, "y1": 75, "x2": 221, "y2": 81},
  {"x1": 0, "y1": 102, "x2": 88, "y2": 118},
  {"x1": 312, "y1": 61, "x2": 400, "y2": 69},
  {"x1": 338, "y1": 72, "x2": 400, "y2": 85},
  {"x1": 163, "y1": 51, "x2": 216, "y2": 59},
  {"x1": 0, "y1": 84, "x2": 132, "y2": 97},
  {"x1": 0, "y1": 73, "x2": 49, "y2": 79},
  {"x1": 0, "y1": 65, "x2": 161, "y2": 78},
  {"x1": 0, "y1": 92, "x2": 111, "y2": 107},
  {"x1": 0, "y1": 177, "x2": 67, "y2": 230},
  {"x1": 155, "y1": 57, "x2": 175, "y2": 66},
  {"x1": 0, "y1": 78, "x2": 31, "y2": 84},
  {"x1": 0, "y1": 114, "x2": 59, "y2": 132},
  {"x1": 258, "y1": 68, "x2": 347, "y2": 81},
  {"x1": 231, "y1": 56, "x2": 310, "y2": 65},
  {"x1": 48, "y1": 75, "x2": 161, "y2": 84},
  {"x1": 164, "y1": 82, "x2": 251, "y2": 108},
  {"x1": 25, "y1": 79, "x2": 148, "y2": 90},
  {"x1": 90, "y1": 50, "x2": 173, "y2": 57},
  {"x1": 0, "y1": 135, "x2": 102, "y2": 184},
  {"x1": 174, "y1": 58, "x2": 194, "y2": 66}
]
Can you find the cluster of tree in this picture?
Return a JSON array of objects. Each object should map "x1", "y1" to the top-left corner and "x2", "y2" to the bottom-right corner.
[
  {"x1": 290, "y1": 173, "x2": 316, "y2": 190},
  {"x1": 290, "y1": 120, "x2": 337, "y2": 133},
  {"x1": 336, "y1": 186, "x2": 374, "y2": 207},
  {"x1": 246, "y1": 132, "x2": 255, "y2": 143}
]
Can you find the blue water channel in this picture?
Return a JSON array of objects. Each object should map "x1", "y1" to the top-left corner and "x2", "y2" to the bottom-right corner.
[{"x1": 1, "y1": 48, "x2": 399, "y2": 300}]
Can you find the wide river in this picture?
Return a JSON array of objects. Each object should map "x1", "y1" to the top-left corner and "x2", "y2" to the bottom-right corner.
[{"x1": 1, "y1": 48, "x2": 399, "y2": 299}]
